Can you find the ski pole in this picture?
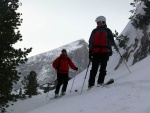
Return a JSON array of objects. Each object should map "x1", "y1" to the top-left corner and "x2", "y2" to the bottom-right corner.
[
  {"x1": 80, "y1": 61, "x2": 91, "y2": 94},
  {"x1": 117, "y1": 49, "x2": 131, "y2": 73},
  {"x1": 70, "y1": 76, "x2": 76, "y2": 93},
  {"x1": 70, "y1": 70, "x2": 78, "y2": 92},
  {"x1": 46, "y1": 83, "x2": 50, "y2": 99}
]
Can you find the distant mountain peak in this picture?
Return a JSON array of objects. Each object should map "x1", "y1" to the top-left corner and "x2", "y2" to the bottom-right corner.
[{"x1": 29, "y1": 39, "x2": 88, "y2": 59}]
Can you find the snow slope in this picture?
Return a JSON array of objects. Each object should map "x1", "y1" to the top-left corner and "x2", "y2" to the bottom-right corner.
[{"x1": 6, "y1": 54, "x2": 150, "y2": 113}]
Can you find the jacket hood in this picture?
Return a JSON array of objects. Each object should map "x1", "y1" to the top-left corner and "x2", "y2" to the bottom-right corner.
[{"x1": 60, "y1": 54, "x2": 68, "y2": 59}]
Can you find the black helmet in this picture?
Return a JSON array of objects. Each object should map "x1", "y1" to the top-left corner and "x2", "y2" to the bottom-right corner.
[{"x1": 61, "y1": 49, "x2": 67, "y2": 53}]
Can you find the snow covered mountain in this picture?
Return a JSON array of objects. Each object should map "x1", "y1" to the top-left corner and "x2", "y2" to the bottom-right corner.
[
  {"x1": 17, "y1": 39, "x2": 89, "y2": 86},
  {"x1": 7, "y1": 54, "x2": 150, "y2": 113}
]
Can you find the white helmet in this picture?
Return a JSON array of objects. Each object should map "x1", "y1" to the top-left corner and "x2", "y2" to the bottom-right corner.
[{"x1": 95, "y1": 16, "x2": 106, "y2": 22}]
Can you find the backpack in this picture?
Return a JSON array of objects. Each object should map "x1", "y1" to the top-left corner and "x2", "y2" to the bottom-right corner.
[
  {"x1": 93, "y1": 28, "x2": 112, "y2": 55},
  {"x1": 56, "y1": 56, "x2": 70, "y2": 70}
]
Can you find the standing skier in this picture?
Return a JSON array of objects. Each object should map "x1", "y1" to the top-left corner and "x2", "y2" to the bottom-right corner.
[
  {"x1": 88, "y1": 16, "x2": 117, "y2": 88},
  {"x1": 53, "y1": 49, "x2": 78, "y2": 98}
]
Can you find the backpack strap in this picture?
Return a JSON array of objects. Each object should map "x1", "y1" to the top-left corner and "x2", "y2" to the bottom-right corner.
[
  {"x1": 57, "y1": 57, "x2": 62, "y2": 70},
  {"x1": 57, "y1": 56, "x2": 70, "y2": 69}
]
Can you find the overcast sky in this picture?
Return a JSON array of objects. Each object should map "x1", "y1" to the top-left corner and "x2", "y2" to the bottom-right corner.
[{"x1": 16, "y1": 0, "x2": 133, "y2": 57}]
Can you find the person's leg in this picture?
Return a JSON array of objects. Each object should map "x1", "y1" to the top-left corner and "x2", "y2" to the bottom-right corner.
[
  {"x1": 88, "y1": 53, "x2": 101, "y2": 87},
  {"x1": 97, "y1": 53, "x2": 109, "y2": 84},
  {"x1": 55, "y1": 73, "x2": 63, "y2": 95},
  {"x1": 61, "y1": 74, "x2": 68, "y2": 95}
]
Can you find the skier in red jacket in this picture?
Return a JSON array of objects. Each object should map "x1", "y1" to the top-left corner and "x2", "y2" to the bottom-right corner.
[{"x1": 53, "y1": 49, "x2": 78, "y2": 98}]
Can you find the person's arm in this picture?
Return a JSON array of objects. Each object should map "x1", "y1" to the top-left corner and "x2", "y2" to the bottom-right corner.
[
  {"x1": 89, "y1": 29, "x2": 95, "y2": 52},
  {"x1": 68, "y1": 58, "x2": 78, "y2": 70},
  {"x1": 89, "y1": 29, "x2": 96, "y2": 61},
  {"x1": 52, "y1": 57, "x2": 59, "y2": 69}
]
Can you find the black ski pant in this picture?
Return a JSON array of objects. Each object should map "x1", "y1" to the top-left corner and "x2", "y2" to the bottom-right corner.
[
  {"x1": 55, "y1": 73, "x2": 68, "y2": 94},
  {"x1": 88, "y1": 53, "x2": 109, "y2": 87}
]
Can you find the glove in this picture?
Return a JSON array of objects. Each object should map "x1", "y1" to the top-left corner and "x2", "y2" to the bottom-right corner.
[
  {"x1": 89, "y1": 51, "x2": 93, "y2": 62},
  {"x1": 75, "y1": 67, "x2": 78, "y2": 71},
  {"x1": 55, "y1": 66, "x2": 59, "y2": 70}
]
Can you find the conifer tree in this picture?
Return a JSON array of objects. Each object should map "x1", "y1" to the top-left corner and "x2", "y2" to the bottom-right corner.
[
  {"x1": 113, "y1": 30, "x2": 129, "y2": 50},
  {"x1": 24, "y1": 71, "x2": 39, "y2": 98},
  {"x1": 0, "y1": 0, "x2": 32, "y2": 112},
  {"x1": 130, "y1": 0, "x2": 150, "y2": 29},
  {"x1": 142, "y1": 1, "x2": 150, "y2": 26}
]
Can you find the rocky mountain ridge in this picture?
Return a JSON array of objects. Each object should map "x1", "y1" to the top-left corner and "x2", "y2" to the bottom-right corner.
[{"x1": 17, "y1": 39, "x2": 89, "y2": 86}]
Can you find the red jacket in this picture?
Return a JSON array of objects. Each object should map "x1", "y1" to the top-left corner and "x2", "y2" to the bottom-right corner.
[
  {"x1": 53, "y1": 54, "x2": 77, "y2": 74},
  {"x1": 89, "y1": 25, "x2": 116, "y2": 54}
]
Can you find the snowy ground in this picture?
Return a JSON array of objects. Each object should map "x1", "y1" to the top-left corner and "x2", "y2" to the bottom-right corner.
[{"x1": 6, "y1": 55, "x2": 150, "y2": 113}]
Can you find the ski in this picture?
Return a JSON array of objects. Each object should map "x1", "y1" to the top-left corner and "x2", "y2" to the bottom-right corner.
[
  {"x1": 105, "y1": 78, "x2": 114, "y2": 85},
  {"x1": 87, "y1": 86, "x2": 94, "y2": 91},
  {"x1": 50, "y1": 96, "x2": 61, "y2": 100},
  {"x1": 96, "y1": 78, "x2": 114, "y2": 87},
  {"x1": 87, "y1": 78, "x2": 114, "y2": 90},
  {"x1": 50, "y1": 94, "x2": 66, "y2": 100}
]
